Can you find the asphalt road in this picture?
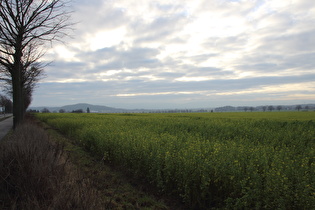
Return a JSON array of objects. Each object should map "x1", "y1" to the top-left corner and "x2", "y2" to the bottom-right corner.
[{"x1": 0, "y1": 115, "x2": 13, "y2": 141}]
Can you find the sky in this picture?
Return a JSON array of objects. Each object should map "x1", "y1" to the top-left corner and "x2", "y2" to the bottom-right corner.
[{"x1": 29, "y1": 0, "x2": 315, "y2": 109}]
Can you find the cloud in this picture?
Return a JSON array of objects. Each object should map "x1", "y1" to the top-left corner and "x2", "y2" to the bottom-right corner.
[{"x1": 30, "y1": 0, "x2": 315, "y2": 108}]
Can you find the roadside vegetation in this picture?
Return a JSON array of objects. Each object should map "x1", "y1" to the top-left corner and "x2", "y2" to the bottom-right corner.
[
  {"x1": 36, "y1": 112, "x2": 315, "y2": 209},
  {"x1": 0, "y1": 122, "x2": 102, "y2": 209},
  {"x1": 0, "y1": 117, "x2": 171, "y2": 209}
]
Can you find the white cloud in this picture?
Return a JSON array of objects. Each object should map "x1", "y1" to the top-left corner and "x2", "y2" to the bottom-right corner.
[
  {"x1": 88, "y1": 27, "x2": 127, "y2": 50},
  {"x1": 53, "y1": 46, "x2": 78, "y2": 62}
]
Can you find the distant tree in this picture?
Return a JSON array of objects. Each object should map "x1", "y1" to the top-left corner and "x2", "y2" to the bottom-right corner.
[
  {"x1": 249, "y1": 107, "x2": 254, "y2": 112},
  {"x1": 87, "y1": 107, "x2": 90, "y2": 113},
  {"x1": 59, "y1": 109, "x2": 65, "y2": 113},
  {"x1": 28, "y1": 109, "x2": 39, "y2": 113},
  {"x1": 244, "y1": 107, "x2": 248, "y2": 112},
  {"x1": 305, "y1": 105, "x2": 309, "y2": 111},
  {"x1": 72, "y1": 109, "x2": 83, "y2": 113},
  {"x1": 0, "y1": 94, "x2": 12, "y2": 113},
  {"x1": 268, "y1": 106, "x2": 274, "y2": 112},
  {"x1": 277, "y1": 105, "x2": 282, "y2": 111},
  {"x1": 262, "y1": 106, "x2": 267, "y2": 112},
  {"x1": 41, "y1": 108, "x2": 50, "y2": 113},
  {"x1": 296, "y1": 105, "x2": 302, "y2": 111}
]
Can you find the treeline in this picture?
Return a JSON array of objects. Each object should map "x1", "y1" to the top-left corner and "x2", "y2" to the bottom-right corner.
[
  {"x1": 215, "y1": 104, "x2": 315, "y2": 112},
  {"x1": 29, "y1": 108, "x2": 90, "y2": 114}
]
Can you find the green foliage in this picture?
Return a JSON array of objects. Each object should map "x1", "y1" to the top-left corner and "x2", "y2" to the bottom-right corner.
[{"x1": 36, "y1": 112, "x2": 315, "y2": 209}]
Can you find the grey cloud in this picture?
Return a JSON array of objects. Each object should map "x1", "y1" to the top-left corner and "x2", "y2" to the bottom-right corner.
[
  {"x1": 255, "y1": 29, "x2": 315, "y2": 55},
  {"x1": 284, "y1": 53, "x2": 315, "y2": 70},
  {"x1": 132, "y1": 13, "x2": 188, "y2": 44},
  {"x1": 156, "y1": 72, "x2": 185, "y2": 79},
  {"x1": 235, "y1": 63, "x2": 279, "y2": 72},
  {"x1": 208, "y1": 36, "x2": 248, "y2": 51},
  {"x1": 235, "y1": 51, "x2": 315, "y2": 74},
  {"x1": 74, "y1": 0, "x2": 127, "y2": 32},
  {"x1": 33, "y1": 70, "x2": 315, "y2": 109},
  {"x1": 74, "y1": 46, "x2": 162, "y2": 74},
  {"x1": 188, "y1": 53, "x2": 220, "y2": 63},
  {"x1": 45, "y1": 61, "x2": 87, "y2": 81},
  {"x1": 34, "y1": 72, "x2": 315, "y2": 107},
  {"x1": 96, "y1": 47, "x2": 162, "y2": 70}
]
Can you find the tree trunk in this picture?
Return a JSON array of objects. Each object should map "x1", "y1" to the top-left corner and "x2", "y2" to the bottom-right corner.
[
  {"x1": 12, "y1": 67, "x2": 24, "y2": 129},
  {"x1": 12, "y1": 37, "x2": 25, "y2": 129}
]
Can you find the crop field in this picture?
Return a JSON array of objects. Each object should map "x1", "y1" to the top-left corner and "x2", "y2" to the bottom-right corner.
[{"x1": 36, "y1": 112, "x2": 315, "y2": 209}]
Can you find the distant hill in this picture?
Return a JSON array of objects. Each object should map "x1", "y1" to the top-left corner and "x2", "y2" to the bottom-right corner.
[
  {"x1": 60, "y1": 103, "x2": 126, "y2": 113},
  {"x1": 30, "y1": 103, "x2": 128, "y2": 113}
]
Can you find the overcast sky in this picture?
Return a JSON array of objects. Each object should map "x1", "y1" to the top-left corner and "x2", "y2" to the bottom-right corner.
[{"x1": 30, "y1": 0, "x2": 315, "y2": 109}]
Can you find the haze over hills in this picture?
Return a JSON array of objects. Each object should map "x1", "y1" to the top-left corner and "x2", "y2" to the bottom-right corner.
[{"x1": 29, "y1": 103, "x2": 315, "y2": 113}]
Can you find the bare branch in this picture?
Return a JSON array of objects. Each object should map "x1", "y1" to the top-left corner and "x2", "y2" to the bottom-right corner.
[{"x1": 0, "y1": 0, "x2": 73, "y2": 126}]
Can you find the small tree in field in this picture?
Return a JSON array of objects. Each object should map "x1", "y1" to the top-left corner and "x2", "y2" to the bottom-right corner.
[{"x1": 0, "y1": 0, "x2": 72, "y2": 129}]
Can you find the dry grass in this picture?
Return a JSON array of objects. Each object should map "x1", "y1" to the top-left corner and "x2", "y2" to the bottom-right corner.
[{"x1": 0, "y1": 122, "x2": 102, "y2": 210}]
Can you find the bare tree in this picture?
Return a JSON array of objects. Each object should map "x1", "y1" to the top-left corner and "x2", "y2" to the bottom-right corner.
[
  {"x1": 0, "y1": 94, "x2": 12, "y2": 113},
  {"x1": 268, "y1": 105, "x2": 274, "y2": 112},
  {"x1": 41, "y1": 107, "x2": 50, "y2": 113},
  {"x1": 296, "y1": 105, "x2": 302, "y2": 111},
  {"x1": 0, "y1": 0, "x2": 72, "y2": 128},
  {"x1": 1, "y1": 63, "x2": 44, "y2": 110},
  {"x1": 276, "y1": 105, "x2": 282, "y2": 111}
]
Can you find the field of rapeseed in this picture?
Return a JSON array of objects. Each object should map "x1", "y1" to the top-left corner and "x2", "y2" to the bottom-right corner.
[{"x1": 36, "y1": 112, "x2": 315, "y2": 209}]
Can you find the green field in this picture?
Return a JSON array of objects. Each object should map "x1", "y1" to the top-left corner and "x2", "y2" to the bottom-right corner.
[{"x1": 36, "y1": 112, "x2": 315, "y2": 209}]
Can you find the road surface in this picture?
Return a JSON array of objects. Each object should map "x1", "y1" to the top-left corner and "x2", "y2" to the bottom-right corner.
[{"x1": 0, "y1": 115, "x2": 13, "y2": 141}]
